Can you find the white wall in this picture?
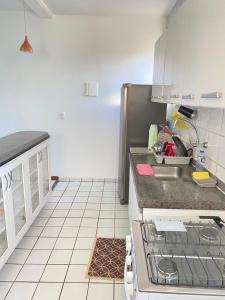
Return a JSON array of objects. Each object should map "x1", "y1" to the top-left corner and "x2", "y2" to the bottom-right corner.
[{"x1": 0, "y1": 12, "x2": 163, "y2": 179}]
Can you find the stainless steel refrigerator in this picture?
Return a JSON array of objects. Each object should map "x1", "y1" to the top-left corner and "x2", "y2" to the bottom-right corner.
[{"x1": 118, "y1": 84, "x2": 167, "y2": 204}]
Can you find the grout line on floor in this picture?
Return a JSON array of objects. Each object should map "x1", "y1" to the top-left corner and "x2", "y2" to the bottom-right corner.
[
  {"x1": 30, "y1": 181, "x2": 73, "y2": 299},
  {"x1": 1, "y1": 180, "x2": 125, "y2": 300}
]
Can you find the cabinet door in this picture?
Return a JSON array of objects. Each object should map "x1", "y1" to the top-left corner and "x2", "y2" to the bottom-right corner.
[
  {"x1": 0, "y1": 178, "x2": 8, "y2": 257},
  {"x1": 158, "y1": 32, "x2": 167, "y2": 86},
  {"x1": 39, "y1": 147, "x2": 50, "y2": 199},
  {"x1": 188, "y1": 0, "x2": 225, "y2": 108},
  {"x1": 164, "y1": 3, "x2": 201, "y2": 107},
  {"x1": 163, "y1": 2, "x2": 190, "y2": 106},
  {"x1": 152, "y1": 33, "x2": 170, "y2": 104},
  {"x1": 178, "y1": 9, "x2": 200, "y2": 107},
  {"x1": 164, "y1": 0, "x2": 225, "y2": 108},
  {"x1": 153, "y1": 38, "x2": 160, "y2": 85},
  {"x1": 10, "y1": 164, "x2": 27, "y2": 235},
  {"x1": 29, "y1": 154, "x2": 40, "y2": 213}
]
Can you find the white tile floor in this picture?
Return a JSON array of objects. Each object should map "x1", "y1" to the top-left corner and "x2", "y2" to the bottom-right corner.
[{"x1": 0, "y1": 180, "x2": 128, "y2": 300}]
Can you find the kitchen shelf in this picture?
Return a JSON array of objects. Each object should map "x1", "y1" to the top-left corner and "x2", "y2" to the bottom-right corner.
[
  {"x1": 0, "y1": 239, "x2": 8, "y2": 257},
  {"x1": 32, "y1": 197, "x2": 39, "y2": 212},
  {"x1": 14, "y1": 204, "x2": 25, "y2": 218},
  {"x1": 31, "y1": 182, "x2": 38, "y2": 195},
  {"x1": 31, "y1": 189, "x2": 39, "y2": 199},
  {"x1": 30, "y1": 168, "x2": 38, "y2": 178},
  {"x1": 15, "y1": 217, "x2": 26, "y2": 234},
  {"x1": 29, "y1": 156, "x2": 38, "y2": 174},
  {"x1": 12, "y1": 181, "x2": 23, "y2": 193},
  {"x1": 0, "y1": 218, "x2": 6, "y2": 235}
]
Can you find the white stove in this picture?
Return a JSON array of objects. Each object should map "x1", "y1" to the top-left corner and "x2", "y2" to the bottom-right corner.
[{"x1": 125, "y1": 217, "x2": 225, "y2": 300}]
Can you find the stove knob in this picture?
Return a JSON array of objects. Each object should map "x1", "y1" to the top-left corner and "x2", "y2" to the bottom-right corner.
[
  {"x1": 127, "y1": 271, "x2": 134, "y2": 283},
  {"x1": 126, "y1": 241, "x2": 131, "y2": 252},
  {"x1": 126, "y1": 283, "x2": 134, "y2": 297},
  {"x1": 126, "y1": 235, "x2": 131, "y2": 243},
  {"x1": 125, "y1": 255, "x2": 132, "y2": 266}
]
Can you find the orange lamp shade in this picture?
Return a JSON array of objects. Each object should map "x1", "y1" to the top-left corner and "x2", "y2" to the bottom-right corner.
[{"x1": 20, "y1": 35, "x2": 33, "y2": 53}]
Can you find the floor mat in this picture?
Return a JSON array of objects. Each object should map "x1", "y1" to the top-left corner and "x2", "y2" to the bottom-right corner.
[{"x1": 87, "y1": 237, "x2": 126, "y2": 281}]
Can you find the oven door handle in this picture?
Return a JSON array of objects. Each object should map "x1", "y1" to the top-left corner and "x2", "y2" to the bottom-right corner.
[{"x1": 124, "y1": 255, "x2": 134, "y2": 300}]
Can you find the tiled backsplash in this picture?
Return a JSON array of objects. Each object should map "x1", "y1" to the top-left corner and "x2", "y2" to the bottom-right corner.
[{"x1": 167, "y1": 105, "x2": 225, "y2": 183}]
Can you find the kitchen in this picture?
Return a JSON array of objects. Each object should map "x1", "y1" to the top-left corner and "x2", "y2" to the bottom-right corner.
[{"x1": 1, "y1": 0, "x2": 225, "y2": 299}]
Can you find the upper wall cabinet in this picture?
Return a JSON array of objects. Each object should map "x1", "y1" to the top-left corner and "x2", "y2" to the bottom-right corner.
[
  {"x1": 153, "y1": 0, "x2": 225, "y2": 108},
  {"x1": 152, "y1": 33, "x2": 174, "y2": 104},
  {"x1": 153, "y1": 33, "x2": 167, "y2": 86}
]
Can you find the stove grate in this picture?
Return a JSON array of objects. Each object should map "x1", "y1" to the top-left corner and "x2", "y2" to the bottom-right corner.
[
  {"x1": 142, "y1": 222, "x2": 225, "y2": 246},
  {"x1": 147, "y1": 249, "x2": 225, "y2": 288}
]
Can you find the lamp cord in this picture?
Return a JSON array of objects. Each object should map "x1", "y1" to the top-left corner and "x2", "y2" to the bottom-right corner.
[{"x1": 22, "y1": 0, "x2": 27, "y2": 35}]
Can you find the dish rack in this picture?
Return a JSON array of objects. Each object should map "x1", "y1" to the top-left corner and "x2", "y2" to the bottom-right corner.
[{"x1": 153, "y1": 149, "x2": 192, "y2": 165}]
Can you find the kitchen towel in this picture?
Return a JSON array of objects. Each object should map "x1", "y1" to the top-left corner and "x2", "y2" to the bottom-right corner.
[{"x1": 136, "y1": 164, "x2": 154, "y2": 176}]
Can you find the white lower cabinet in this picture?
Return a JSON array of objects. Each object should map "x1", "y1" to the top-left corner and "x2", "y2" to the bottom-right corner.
[
  {"x1": 0, "y1": 178, "x2": 8, "y2": 259},
  {"x1": 128, "y1": 168, "x2": 143, "y2": 227},
  {"x1": 0, "y1": 140, "x2": 50, "y2": 270},
  {"x1": 11, "y1": 164, "x2": 27, "y2": 235},
  {"x1": 29, "y1": 154, "x2": 40, "y2": 213},
  {"x1": 39, "y1": 146, "x2": 50, "y2": 199}
]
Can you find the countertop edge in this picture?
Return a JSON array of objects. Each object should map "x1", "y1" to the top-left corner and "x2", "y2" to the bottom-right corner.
[
  {"x1": 0, "y1": 131, "x2": 50, "y2": 167},
  {"x1": 129, "y1": 153, "x2": 145, "y2": 209}
]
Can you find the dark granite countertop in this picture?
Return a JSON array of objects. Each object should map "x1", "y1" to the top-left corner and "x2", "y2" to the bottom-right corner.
[
  {"x1": 0, "y1": 131, "x2": 50, "y2": 167},
  {"x1": 130, "y1": 153, "x2": 225, "y2": 210}
]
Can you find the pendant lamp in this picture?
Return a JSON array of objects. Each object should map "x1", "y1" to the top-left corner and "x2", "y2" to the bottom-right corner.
[{"x1": 20, "y1": 0, "x2": 33, "y2": 53}]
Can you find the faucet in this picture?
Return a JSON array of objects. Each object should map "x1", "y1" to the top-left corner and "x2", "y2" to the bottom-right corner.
[{"x1": 173, "y1": 117, "x2": 208, "y2": 149}]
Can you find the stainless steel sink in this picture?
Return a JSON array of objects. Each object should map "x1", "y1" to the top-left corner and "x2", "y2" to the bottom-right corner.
[{"x1": 152, "y1": 166, "x2": 182, "y2": 180}]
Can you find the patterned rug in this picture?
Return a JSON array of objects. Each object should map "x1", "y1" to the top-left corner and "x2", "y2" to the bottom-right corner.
[{"x1": 87, "y1": 237, "x2": 126, "y2": 281}]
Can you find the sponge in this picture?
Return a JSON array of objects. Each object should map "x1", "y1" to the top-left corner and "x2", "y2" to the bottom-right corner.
[{"x1": 192, "y1": 172, "x2": 210, "y2": 180}]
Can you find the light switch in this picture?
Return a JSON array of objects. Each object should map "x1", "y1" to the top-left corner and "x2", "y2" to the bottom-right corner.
[
  {"x1": 58, "y1": 112, "x2": 66, "y2": 120},
  {"x1": 84, "y1": 82, "x2": 99, "y2": 97}
]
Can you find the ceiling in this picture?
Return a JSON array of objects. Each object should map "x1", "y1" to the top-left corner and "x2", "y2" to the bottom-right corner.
[
  {"x1": 44, "y1": 0, "x2": 177, "y2": 17},
  {"x1": 0, "y1": 0, "x2": 177, "y2": 17},
  {"x1": 0, "y1": 0, "x2": 24, "y2": 10}
]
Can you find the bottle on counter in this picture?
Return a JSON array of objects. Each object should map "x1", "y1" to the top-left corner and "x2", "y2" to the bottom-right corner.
[{"x1": 148, "y1": 124, "x2": 158, "y2": 152}]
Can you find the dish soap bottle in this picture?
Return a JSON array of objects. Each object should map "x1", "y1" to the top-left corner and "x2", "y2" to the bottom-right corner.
[
  {"x1": 197, "y1": 147, "x2": 206, "y2": 165},
  {"x1": 148, "y1": 124, "x2": 158, "y2": 152}
]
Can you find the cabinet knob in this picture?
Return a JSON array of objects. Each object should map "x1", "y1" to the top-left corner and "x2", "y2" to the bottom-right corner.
[
  {"x1": 127, "y1": 271, "x2": 134, "y2": 283},
  {"x1": 126, "y1": 235, "x2": 132, "y2": 252},
  {"x1": 126, "y1": 235, "x2": 131, "y2": 243},
  {"x1": 125, "y1": 255, "x2": 132, "y2": 266},
  {"x1": 126, "y1": 284, "x2": 134, "y2": 297},
  {"x1": 126, "y1": 242, "x2": 132, "y2": 252}
]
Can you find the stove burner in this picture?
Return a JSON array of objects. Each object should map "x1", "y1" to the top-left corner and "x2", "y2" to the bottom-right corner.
[
  {"x1": 151, "y1": 226, "x2": 166, "y2": 240},
  {"x1": 157, "y1": 258, "x2": 178, "y2": 279},
  {"x1": 199, "y1": 226, "x2": 219, "y2": 242}
]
